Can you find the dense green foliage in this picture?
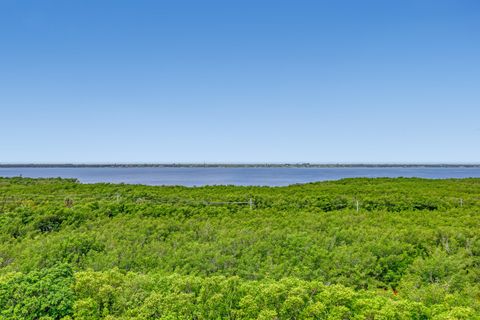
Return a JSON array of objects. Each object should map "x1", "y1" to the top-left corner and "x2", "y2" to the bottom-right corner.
[{"x1": 0, "y1": 177, "x2": 479, "y2": 319}]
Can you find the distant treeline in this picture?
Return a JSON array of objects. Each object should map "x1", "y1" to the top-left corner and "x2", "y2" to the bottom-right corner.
[{"x1": 2, "y1": 163, "x2": 480, "y2": 168}]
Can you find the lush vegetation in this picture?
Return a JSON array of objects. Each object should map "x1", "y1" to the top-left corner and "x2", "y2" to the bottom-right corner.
[{"x1": 0, "y1": 177, "x2": 479, "y2": 319}]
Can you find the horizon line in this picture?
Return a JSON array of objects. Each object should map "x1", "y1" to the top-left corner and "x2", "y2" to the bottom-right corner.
[{"x1": 2, "y1": 163, "x2": 480, "y2": 168}]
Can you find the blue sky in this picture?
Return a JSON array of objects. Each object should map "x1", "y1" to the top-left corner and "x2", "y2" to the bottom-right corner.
[{"x1": 1, "y1": 0, "x2": 479, "y2": 163}]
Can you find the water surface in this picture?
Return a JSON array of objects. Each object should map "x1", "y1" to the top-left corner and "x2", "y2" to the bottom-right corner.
[{"x1": 1, "y1": 167, "x2": 480, "y2": 186}]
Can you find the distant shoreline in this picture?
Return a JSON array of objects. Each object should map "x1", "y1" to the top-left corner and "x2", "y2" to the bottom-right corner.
[{"x1": 1, "y1": 163, "x2": 480, "y2": 168}]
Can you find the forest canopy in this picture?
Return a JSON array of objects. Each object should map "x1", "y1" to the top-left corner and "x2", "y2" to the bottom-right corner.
[{"x1": 0, "y1": 177, "x2": 479, "y2": 319}]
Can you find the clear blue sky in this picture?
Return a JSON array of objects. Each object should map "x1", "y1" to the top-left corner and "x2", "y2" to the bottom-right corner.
[{"x1": 1, "y1": 0, "x2": 479, "y2": 163}]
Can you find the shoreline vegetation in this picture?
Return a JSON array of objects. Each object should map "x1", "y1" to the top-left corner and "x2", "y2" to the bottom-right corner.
[
  {"x1": 1, "y1": 163, "x2": 480, "y2": 168},
  {"x1": 0, "y1": 177, "x2": 479, "y2": 319}
]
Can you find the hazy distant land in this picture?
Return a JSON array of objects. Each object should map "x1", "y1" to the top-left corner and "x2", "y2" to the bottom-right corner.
[{"x1": 1, "y1": 163, "x2": 480, "y2": 168}]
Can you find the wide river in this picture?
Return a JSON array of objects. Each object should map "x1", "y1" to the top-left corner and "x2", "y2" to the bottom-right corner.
[{"x1": 1, "y1": 167, "x2": 480, "y2": 186}]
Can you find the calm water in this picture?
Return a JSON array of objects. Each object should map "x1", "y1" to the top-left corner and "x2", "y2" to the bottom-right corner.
[{"x1": 1, "y1": 167, "x2": 480, "y2": 186}]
